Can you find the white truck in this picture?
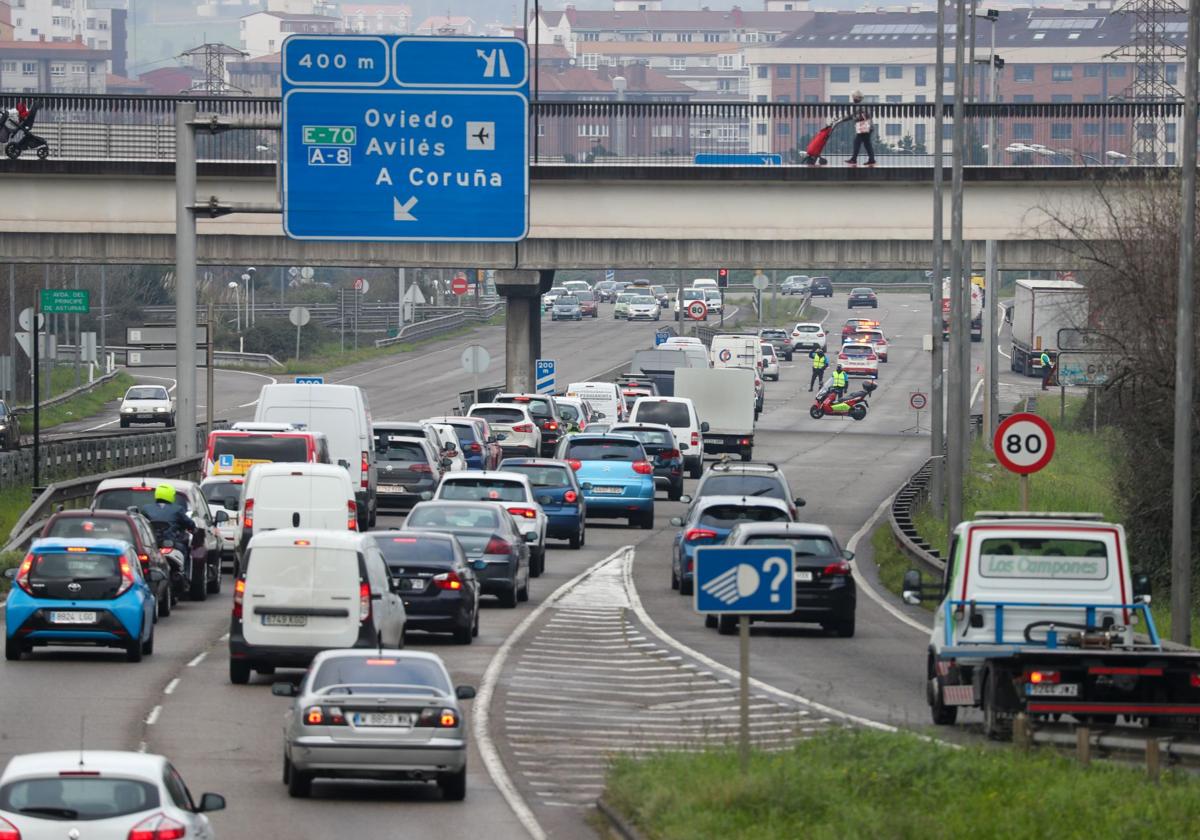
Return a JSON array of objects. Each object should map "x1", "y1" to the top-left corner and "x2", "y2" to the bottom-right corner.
[
  {"x1": 674, "y1": 367, "x2": 756, "y2": 461},
  {"x1": 1010, "y1": 278, "x2": 1089, "y2": 378},
  {"x1": 903, "y1": 512, "x2": 1200, "y2": 740},
  {"x1": 941, "y1": 278, "x2": 984, "y2": 343}
]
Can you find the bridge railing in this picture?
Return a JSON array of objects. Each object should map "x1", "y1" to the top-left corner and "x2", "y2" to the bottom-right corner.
[{"x1": 0, "y1": 94, "x2": 1181, "y2": 167}]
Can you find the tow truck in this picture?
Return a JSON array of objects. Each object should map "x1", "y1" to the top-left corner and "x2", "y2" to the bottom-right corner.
[{"x1": 903, "y1": 512, "x2": 1200, "y2": 740}]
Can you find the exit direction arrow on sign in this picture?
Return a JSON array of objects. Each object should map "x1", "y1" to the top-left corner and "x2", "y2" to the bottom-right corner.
[{"x1": 281, "y1": 34, "x2": 529, "y2": 243}]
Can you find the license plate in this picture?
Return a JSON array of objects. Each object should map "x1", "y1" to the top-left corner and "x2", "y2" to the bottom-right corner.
[
  {"x1": 398, "y1": 578, "x2": 427, "y2": 591},
  {"x1": 1026, "y1": 683, "x2": 1079, "y2": 697},
  {"x1": 49, "y1": 611, "x2": 97, "y2": 624},
  {"x1": 591, "y1": 486, "x2": 623, "y2": 495},
  {"x1": 353, "y1": 712, "x2": 414, "y2": 728},
  {"x1": 261, "y1": 614, "x2": 307, "y2": 627},
  {"x1": 795, "y1": 571, "x2": 814, "y2": 583},
  {"x1": 379, "y1": 485, "x2": 408, "y2": 493}
]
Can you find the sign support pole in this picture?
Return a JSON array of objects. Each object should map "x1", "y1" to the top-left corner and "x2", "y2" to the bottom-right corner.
[
  {"x1": 738, "y1": 614, "x2": 750, "y2": 772},
  {"x1": 206, "y1": 304, "x2": 215, "y2": 434},
  {"x1": 32, "y1": 289, "x2": 39, "y2": 488},
  {"x1": 1020, "y1": 474, "x2": 1029, "y2": 512},
  {"x1": 174, "y1": 101, "x2": 198, "y2": 459}
]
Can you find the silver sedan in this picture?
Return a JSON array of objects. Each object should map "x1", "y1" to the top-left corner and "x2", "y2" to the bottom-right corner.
[{"x1": 274, "y1": 649, "x2": 476, "y2": 800}]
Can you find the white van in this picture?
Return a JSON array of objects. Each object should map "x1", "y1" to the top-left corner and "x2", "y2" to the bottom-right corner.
[
  {"x1": 565, "y1": 381, "x2": 624, "y2": 423},
  {"x1": 228, "y1": 529, "x2": 406, "y2": 684},
  {"x1": 254, "y1": 383, "x2": 378, "y2": 529},
  {"x1": 691, "y1": 278, "x2": 718, "y2": 292},
  {"x1": 236, "y1": 463, "x2": 358, "y2": 575},
  {"x1": 628, "y1": 396, "x2": 708, "y2": 479},
  {"x1": 710, "y1": 334, "x2": 763, "y2": 372}
]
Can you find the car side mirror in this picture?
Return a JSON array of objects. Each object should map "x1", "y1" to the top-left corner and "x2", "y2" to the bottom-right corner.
[
  {"x1": 524, "y1": 532, "x2": 538, "y2": 543},
  {"x1": 440, "y1": 457, "x2": 453, "y2": 469},
  {"x1": 442, "y1": 442, "x2": 455, "y2": 452},
  {"x1": 669, "y1": 516, "x2": 683, "y2": 526},
  {"x1": 679, "y1": 495, "x2": 691, "y2": 504},
  {"x1": 196, "y1": 793, "x2": 226, "y2": 814},
  {"x1": 842, "y1": 549, "x2": 855, "y2": 561},
  {"x1": 338, "y1": 459, "x2": 350, "y2": 469},
  {"x1": 902, "y1": 569, "x2": 926, "y2": 606},
  {"x1": 487, "y1": 435, "x2": 498, "y2": 443},
  {"x1": 456, "y1": 685, "x2": 477, "y2": 700},
  {"x1": 271, "y1": 682, "x2": 296, "y2": 697},
  {"x1": 1133, "y1": 573, "x2": 1152, "y2": 603},
  {"x1": 3, "y1": 568, "x2": 15, "y2": 580},
  {"x1": 700, "y1": 422, "x2": 710, "y2": 433},
  {"x1": 214, "y1": 510, "x2": 229, "y2": 524},
  {"x1": 794, "y1": 497, "x2": 806, "y2": 508},
  {"x1": 419, "y1": 491, "x2": 433, "y2": 501}
]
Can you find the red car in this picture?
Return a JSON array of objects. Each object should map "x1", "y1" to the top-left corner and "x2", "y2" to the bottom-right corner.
[{"x1": 576, "y1": 290, "x2": 599, "y2": 318}]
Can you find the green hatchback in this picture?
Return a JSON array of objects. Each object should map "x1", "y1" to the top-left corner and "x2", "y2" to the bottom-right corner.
[{"x1": 613, "y1": 292, "x2": 636, "y2": 320}]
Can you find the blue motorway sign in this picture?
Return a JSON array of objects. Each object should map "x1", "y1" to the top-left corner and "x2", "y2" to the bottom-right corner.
[
  {"x1": 694, "y1": 546, "x2": 795, "y2": 615},
  {"x1": 282, "y1": 35, "x2": 528, "y2": 243},
  {"x1": 694, "y1": 154, "x2": 782, "y2": 166},
  {"x1": 535, "y1": 358, "x2": 555, "y2": 395},
  {"x1": 654, "y1": 329, "x2": 671, "y2": 346},
  {"x1": 294, "y1": 376, "x2": 324, "y2": 384}
]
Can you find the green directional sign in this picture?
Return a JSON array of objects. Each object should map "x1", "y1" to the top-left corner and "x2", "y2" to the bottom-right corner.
[
  {"x1": 301, "y1": 125, "x2": 356, "y2": 145},
  {"x1": 40, "y1": 289, "x2": 90, "y2": 313}
]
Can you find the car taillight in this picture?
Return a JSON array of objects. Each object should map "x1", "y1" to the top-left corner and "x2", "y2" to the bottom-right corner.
[
  {"x1": 416, "y1": 707, "x2": 460, "y2": 728},
  {"x1": 470, "y1": 442, "x2": 482, "y2": 453},
  {"x1": 243, "y1": 498, "x2": 254, "y2": 529},
  {"x1": 544, "y1": 421, "x2": 558, "y2": 432},
  {"x1": 564, "y1": 490, "x2": 578, "y2": 503},
  {"x1": 507, "y1": 506, "x2": 538, "y2": 519},
  {"x1": 304, "y1": 705, "x2": 347, "y2": 726},
  {"x1": 412, "y1": 463, "x2": 432, "y2": 473},
  {"x1": 359, "y1": 580, "x2": 371, "y2": 623},
  {"x1": 567, "y1": 459, "x2": 582, "y2": 471},
  {"x1": 866, "y1": 353, "x2": 877, "y2": 361},
  {"x1": 348, "y1": 500, "x2": 358, "y2": 531},
  {"x1": 127, "y1": 814, "x2": 186, "y2": 840},
  {"x1": 838, "y1": 354, "x2": 848, "y2": 361},
  {"x1": 684, "y1": 528, "x2": 719, "y2": 542},
  {"x1": 0, "y1": 816, "x2": 17, "y2": 840},
  {"x1": 159, "y1": 546, "x2": 174, "y2": 555},
  {"x1": 691, "y1": 432, "x2": 700, "y2": 447},
  {"x1": 361, "y1": 451, "x2": 370, "y2": 488},
  {"x1": 434, "y1": 571, "x2": 463, "y2": 591},
  {"x1": 115, "y1": 555, "x2": 136, "y2": 596},
  {"x1": 632, "y1": 460, "x2": 653, "y2": 475},
  {"x1": 662, "y1": 449, "x2": 681, "y2": 460},
  {"x1": 232, "y1": 577, "x2": 245, "y2": 619},
  {"x1": 13, "y1": 552, "x2": 33, "y2": 595},
  {"x1": 511, "y1": 423, "x2": 533, "y2": 433},
  {"x1": 822, "y1": 560, "x2": 851, "y2": 576},
  {"x1": 1190, "y1": 673, "x2": 1200, "y2": 689},
  {"x1": 484, "y1": 536, "x2": 511, "y2": 555},
  {"x1": 1027, "y1": 670, "x2": 1062, "y2": 685}
]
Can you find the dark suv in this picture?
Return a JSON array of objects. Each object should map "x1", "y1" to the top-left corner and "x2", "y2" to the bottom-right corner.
[
  {"x1": 683, "y1": 461, "x2": 806, "y2": 520},
  {"x1": 810, "y1": 277, "x2": 834, "y2": 297},
  {"x1": 40, "y1": 509, "x2": 174, "y2": 618}
]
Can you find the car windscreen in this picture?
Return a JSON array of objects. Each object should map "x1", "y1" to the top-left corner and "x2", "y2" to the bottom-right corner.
[
  {"x1": 851, "y1": 288, "x2": 873, "y2": 294},
  {"x1": 632, "y1": 401, "x2": 690, "y2": 427},
  {"x1": 795, "y1": 325, "x2": 822, "y2": 333},
  {"x1": 842, "y1": 345, "x2": 872, "y2": 357},
  {"x1": 125, "y1": 387, "x2": 167, "y2": 400},
  {"x1": 45, "y1": 517, "x2": 136, "y2": 543},
  {"x1": 743, "y1": 535, "x2": 838, "y2": 558},
  {"x1": 504, "y1": 399, "x2": 550, "y2": 419},
  {"x1": 682, "y1": 290, "x2": 704, "y2": 300},
  {"x1": 631, "y1": 296, "x2": 656, "y2": 305},
  {"x1": 30, "y1": 551, "x2": 121, "y2": 580},
  {"x1": 93, "y1": 488, "x2": 157, "y2": 511},
  {"x1": 502, "y1": 464, "x2": 571, "y2": 488},
  {"x1": 407, "y1": 504, "x2": 500, "y2": 530},
  {"x1": 445, "y1": 424, "x2": 480, "y2": 446},
  {"x1": 577, "y1": 291, "x2": 595, "y2": 301},
  {"x1": 470, "y1": 407, "x2": 526, "y2": 425},
  {"x1": 375, "y1": 437, "x2": 428, "y2": 463},
  {"x1": 977, "y1": 537, "x2": 1108, "y2": 581},
  {"x1": 564, "y1": 439, "x2": 643, "y2": 462},
  {"x1": 0, "y1": 776, "x2": 160, "y2": 821},
  {"x1": 760, "y1": 330, "x2": 787, "y2": 339},
  {"x1": 557, "y1": 403, "x2": 581, "y2": 423},
  {"x1": 373, "y1": 534, "x2": 457, "y2": 566},
  {"x1": 201, "y1": 480, "x2": 242, "y2": 510},
  {"x1": 556, "y1": 296, "x2": 580, "y2": 305},
  {"x1": 702, "y1": 475, "x2": 785, "y2": 500},
  {"x1": 615, "y1": 428, "x2": 674, "y2": 449},
  {"x1": 699, "y1": 505, "x2": 791, "y2": 527},
  {"x1": 616, "y1": 294, "x2": 635, "y2": 303},
  {"x1": 211, "y1": 435, "x2": 308, "y2": 463},
  {"x1": 439, "y1": 479, "x2": 527, "y2": 502},
  {"x1": 312, "y1": 656, "x2": 451, "y2": 694}
]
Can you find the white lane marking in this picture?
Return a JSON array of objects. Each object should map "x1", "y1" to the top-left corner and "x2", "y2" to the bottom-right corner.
[
  {"x1": 971, "y1": 377, "x2": 984, "y2": 409},
  {"x1": 474, "y1": 549, "x2": 632, "y2": 840},
  {"x1": 219, "y1": 632, "x2": 229, "y2": 642},
  {"x1": 846, "y1": 494, "x2": 934, "y2": 634},
  {"x1": 136, "y1": 374, "x2": 177, "y2": 394},
  {"x1": 145, "y1": 705, "x2": 162, "y2": 726},
  {"x1": 138, "y1": 741, "x2": 148, "y2": 754},
  {"x1": 186, "y1": 651, "x2": 207, "y2": 668},
  {"x1": 225, "y1": 369, "x2": 279, "y2": 408},
  {"x1": 85, "y1": 419, "x2": 119, "y2": 431},
  {"x1": 164, "y1": 678, "x2": 180, "y2": 695},
  {"x1": 621, "y1": 549, "x2": 899, "y2": 733}
]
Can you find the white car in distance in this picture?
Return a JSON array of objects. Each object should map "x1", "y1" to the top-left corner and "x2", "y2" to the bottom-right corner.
[{"x1": 119, "y1": 385, "x2": 175, "y2": 428}]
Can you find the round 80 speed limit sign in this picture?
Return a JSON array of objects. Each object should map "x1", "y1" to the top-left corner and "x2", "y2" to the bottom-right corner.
[{"x1": 993, "y1": 412, "x2": 1056, "y2": 475}]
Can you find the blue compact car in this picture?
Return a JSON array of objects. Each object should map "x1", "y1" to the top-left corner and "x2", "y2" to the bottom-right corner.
[
  {"x1": 554, "y1": 434, "x2": 655, "y2": 530},
  {"x1": 499, "y1": 457, "x2": 588, "y2": 549},
  {"x1": 5, "y1": 538, "x2": 158, "y2": 663},
  {"x1": 669, "y1": 496, "x2": 794, "y2": 596}
]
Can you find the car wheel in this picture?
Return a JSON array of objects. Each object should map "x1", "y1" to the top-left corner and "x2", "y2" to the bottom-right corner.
[
  {"x1": 670, "y1": 560, "x2": 679, "y2": 590},
  {"x1": 473, "y1": 610, "x2": 480, "y2": 637},
  {"x1": 688, "y1": 460, "x2": 702, "y2": 480},
  {"x1": 517, "y1": 575, "x2": 530, "y2": 603},
  {"x1": 835, "y1": 615, "x2": 856, "y2": 638},
  {"x1": 157, "y1": 584, "x2": 172, "y2": 618},
  {"x1": 142, "y1": 627, "x2": 155, "y2": 656},
  {"x1": 189, "y1": 560, "x2": 208, "y2": 601},
  {"x1": 282, "y1": 754, "x2": 292, "y2": 785},
  {"x1": 120, "y1": 418, "x2": 129, "y2": 429},
  {"x1": 680, "y1": 577, "x2": 693, "y2": 597},
  {"x1": 453, "y1": 619, "x2": 474, "y2": 645},
  {"x1": 229, "y1": 660, "x2": 252, "y2": 685},
  {"x1": 530, "y1": 547, "x2": 545, "y2": 578},
  {"x1": 499, "y1": 584, "x2": 518, "y2": 608},
  {"x1": 287, "y1": 763, "x2": 313, "y2": 798},
  {"x1": 438, "y1": 765, "x2": 467, "y2": 801},
  {"x1": 207, "y1": 560, "x2": 222, "y2": 594},
  {"x1": 668, "y1": 481, "x2": 683, "y2": 501},
  {"x1": 5, "y1": 638, "x2": 23, "y2": 661},
  {"x1": 717, "y1": 615, "x2": 738, "y2": 636},
  {"x1": 927, "y1": 654, "x2": 959, "y2": 726},
  {"x1": 166, "y1": 415, "x2": 175, "y2": 428},
  {"x1": 125, "y1": 638, "x2": 144, "y2": 663},
  {"x1": 569, "y1": 522, "x2": 583, "y2": 549},
  {"x1": 740, "y1": 448, "x2": 752, "y2": 462},
  {"x1": 639, "y1": 510, "x2": 654, "y2": 530},
  {"x1": 705, "y1": 615, "x2": 718, "y2": 629}
]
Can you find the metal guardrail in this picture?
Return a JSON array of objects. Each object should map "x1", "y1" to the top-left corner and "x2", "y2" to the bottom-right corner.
[
  {"x1": 374, "y1": 303, "x2": 503, "y2": 348},
  {"x1": 67, "y1": 345, "x2": 285, "y2": 370},
  {"x1": 9, "y1": 369, "x2": 120, "y2": 417},
  {"x1": 888, "y1": 457, "x2": 945, "y2": 576},
  {"x1": 0, "y1": 94, "x2": 1181, "y2": 168}
]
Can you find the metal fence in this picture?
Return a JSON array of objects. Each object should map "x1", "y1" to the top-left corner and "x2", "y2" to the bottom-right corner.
[{"x1": 0, "y1": 94, "x2": 1183, "y2": 167}]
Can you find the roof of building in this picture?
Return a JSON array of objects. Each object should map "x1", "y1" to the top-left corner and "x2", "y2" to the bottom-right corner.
[
  {"x1": 105, "y1": 73, "x2": 152, "y2": 91},
  {"x1": 230, "y1": 50, "x2": 282, "y2": 69},
  {"x1": 0, "y1": 38, "x2": 109, "y2": 58},
  {"x1": 413, "y1": 14, "x2": 475, "y2": 33},
  {"x1": 250, "y1": 11, "x2": 341, "y2": 22},
  {"x1": 577, "y1": 41, "x2": 742, "y2": 56},
  {"x1": 536, "y1": 63, "x2": 694, "y2": 95},
  {"x1": 340, "y1": 3, "x2": 413, "y2": 17},
  {"x1": 561, "y1": 7, "x2": 811, "y2": 33}
]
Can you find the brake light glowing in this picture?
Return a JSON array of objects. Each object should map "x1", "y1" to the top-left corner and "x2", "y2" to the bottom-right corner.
[
  {"x1": 567, "y1": 459, "x2": 582, "y2": 471},
  {"x1": 359, "y1": 581, "x2": 371, "y2": 623},
  {"x1": 303, "y1": 705, "x2": 346, "y2": 725},
  {"x1": 137, "y1": 552, "x2": 150, "y2": 569},
  {"x1": 159, "y1": 546, "x2": 174, "y2": 555},
  {"x1": 66, "y1": 546, "x2": 88, "y2": 552},
  {"x1": 411, "y1": 463, "x2": 432, "y2": 474},
  {"x1": 361, "y1": 451, "x2": 370, "y2": 489},
  {"x1": 544, "y1": 421, "x2": 558, "y2": 431},
  {"x1": 232, "y1": 577, "x2": 245, "y2": 619},
  {"x1": 306, "y1": 706, "x2": 324, "y2": 725},
  {"x1": 631, "y1": 460, "x2": 653, "y2": 475},
  {"x1": 484, "y1": 536, "x2": 512, "y2": 555},
  {"x1": 469, "y1": 442, "x2": 482, "y2": 454},
  {"x1": 434, "y1": 571, "x2": 463, "y2": 590},
  {"x1": 392, "y1": 537, "x2": 418, "y2": 543},
  {"x1": 507, "y1": 506, "x2": 538, "y2": 519},
  {"x1": 1027, "y1": 670, "x2": 1061, "y2": 685},
  {"x1": 511, "y1": 423, "x2": 533, "y2": 433},
  {"x1": 293, "y1": 539, "x2": 311, "y2": 546},
  {"x1": 838, "y1": 354, "x2": 848, "y2": 361},
  {"x1": 348, "y1": 500, "x2": 358, "y2": 531},
  {"x1": 243, "y1": 498, "x2": 254, "y2": 529},
  {"x1": 564, "y1": 490, "x2": 578, "y2": 503},
  {"x1": 1190, "y1": 673, "x2": 1200, "y2": 688},
  {"x1": 822, "y1": 560, "x2": 851, "y2": 576},
  {"x1": 417, "y1": 707, "x2": 460, "y2": 728},
  {"x1": 127, "y1": 814, "x2": 186, "y2": 840},
  {"x1": 684, "y1": 528, "x2": 719, "y2": 542},
  {"x1": 116, "y1": 555, "x2": 136, "y2": 596},
  {"x1": 0, "y1": 815, "x2": 19, "y2": 840}
]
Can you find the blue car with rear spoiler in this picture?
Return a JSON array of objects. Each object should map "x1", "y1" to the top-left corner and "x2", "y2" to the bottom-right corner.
[
  {"x1": 553, "y1": 433, "x2": 655, "y2": 530},
  {"x1": 5, "y1": 538, "x2": 158, "y2": 663},
  {"x1": 499, "y1": 457, "x2": 588, "y2": 549}
]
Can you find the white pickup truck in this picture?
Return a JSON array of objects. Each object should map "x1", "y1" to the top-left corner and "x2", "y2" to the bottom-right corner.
[{"x1": 903, "y1": 512, "x2": 1200, "y2": 740}]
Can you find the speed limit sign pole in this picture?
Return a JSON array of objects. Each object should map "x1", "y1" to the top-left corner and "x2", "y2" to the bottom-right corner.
[{"x1": 993, "y1": 413, "x2": 1056, "y2": 511}]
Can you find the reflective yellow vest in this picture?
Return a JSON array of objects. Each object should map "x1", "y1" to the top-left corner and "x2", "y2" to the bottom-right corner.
[
  {"x1": 831, "y1": 370, "x2": 847, "y2": 388},
  {"x1": 812, "y1": 354, "x2": 827, "y2": 370}
]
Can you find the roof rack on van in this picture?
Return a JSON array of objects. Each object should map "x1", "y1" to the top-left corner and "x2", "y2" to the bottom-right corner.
[
  {"x1": 973, "y1": 511, "x2": 1106, "y2": 521},
  {"x1": 231, "y1": 421, "x2": 303, "y2": 432},
  {"x1": 710, "y1": 460, "x2": 780, "y2": 472}
]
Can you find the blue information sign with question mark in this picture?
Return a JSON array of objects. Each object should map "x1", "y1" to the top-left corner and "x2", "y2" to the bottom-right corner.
[{"x1": 693, "y1": 546, "x2": 795, "y2": 615}]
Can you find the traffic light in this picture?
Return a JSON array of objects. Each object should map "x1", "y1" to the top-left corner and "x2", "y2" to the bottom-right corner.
[{"x1": 717, "y1": 268, "x2": 729, "y2": 288}]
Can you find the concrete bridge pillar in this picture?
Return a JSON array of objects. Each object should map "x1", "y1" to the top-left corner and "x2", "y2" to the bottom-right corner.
[{"x1": 494, "y1": 269, "x2": 553, "y2": 393}]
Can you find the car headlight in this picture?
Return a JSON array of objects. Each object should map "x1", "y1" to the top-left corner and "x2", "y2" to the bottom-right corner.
[
  {"x1": 121, "y1": 406, "x2": 133, "y2": 413},
  {"x1": 154, "y1": 406, "x2": 166, "y2": 412}
]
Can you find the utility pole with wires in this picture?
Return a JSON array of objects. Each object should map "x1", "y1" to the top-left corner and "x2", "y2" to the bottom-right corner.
[
  {"x1": 1108, "y1": 0, "x2": 1186, "y2": 163},
  {"x1": 179, "y1": 43, "x2": 250, "y2": 96}
]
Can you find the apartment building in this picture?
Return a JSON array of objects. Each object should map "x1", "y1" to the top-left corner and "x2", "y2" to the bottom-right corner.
[
  {"x1": 0, "y1": 37, "x2": 109, "y2": 92},
  {"x1": 575, "y1": 41, "x2": 748, "y2": 101},
  {"x1": 341, "y1": 3, "x2": 412, "y2": 34},
  {"x1": 239, "y1": 10, "x2": 337, "y2": 58}
]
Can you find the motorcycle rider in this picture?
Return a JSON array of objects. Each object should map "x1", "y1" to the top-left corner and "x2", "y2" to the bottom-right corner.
[
  {"x1": 830, "y1": 365, "x2": 848, "y2": 402},
  {"x1": 809, "y1": 348, "x2": 828, "y2": 392},
  {"x1": 140, "y1": 483, "x2": 195, "y2": 578}
]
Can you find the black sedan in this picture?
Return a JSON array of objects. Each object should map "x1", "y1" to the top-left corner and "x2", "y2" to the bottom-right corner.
[
  {"x1": 369, "y1": 531, "x2": 479, "y2": 644},
  {"x1": 373, "y1": 434, "x2": 445, "y2": 508},
  {"x1": 847, "y1": 287, "x2": 878, "y2": 309},
  {"x1": 716, "y1": 522, "x2": 856, "y2": 637}
]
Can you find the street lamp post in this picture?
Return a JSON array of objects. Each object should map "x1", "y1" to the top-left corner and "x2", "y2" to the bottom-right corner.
[
  {"x1": 245, "y1": 267, "x2": 256, "y2": 327},
  {"x1": 228, "y1": 281, "x2": 241, "y2": 332}
]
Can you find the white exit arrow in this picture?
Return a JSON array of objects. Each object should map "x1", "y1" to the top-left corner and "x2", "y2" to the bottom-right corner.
[{"x1": 393, "y1": 196, "x2": 418, "y2": 222}]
